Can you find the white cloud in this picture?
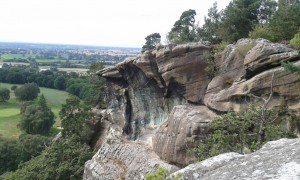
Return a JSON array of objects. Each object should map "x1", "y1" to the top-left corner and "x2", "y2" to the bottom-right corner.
[{"x1": 0, "y1": 0, "x2": 231, "y2": 47}]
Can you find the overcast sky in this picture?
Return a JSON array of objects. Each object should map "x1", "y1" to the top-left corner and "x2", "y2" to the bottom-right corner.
[{"x1": 0, "y1": 0, "x2": 231, "y2": 47}]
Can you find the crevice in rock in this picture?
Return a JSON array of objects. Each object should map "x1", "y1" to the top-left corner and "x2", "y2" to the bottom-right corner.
[
  {"x1": 245, "y1": 56, "x2": 300, "y2": 79},
  {"x1": 123, "y1": 90, "x2": 132, "y2": 136}
]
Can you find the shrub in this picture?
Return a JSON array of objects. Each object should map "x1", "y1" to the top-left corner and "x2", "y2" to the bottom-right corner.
[
  {"x1": 290, "y1": 31, "x2": 300, "y2": 49},
  {"x1": 191, "y1": 104, "x2": 296, "y2": 161}
]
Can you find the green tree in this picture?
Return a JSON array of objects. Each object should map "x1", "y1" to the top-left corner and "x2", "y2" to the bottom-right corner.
[
  {"x1": 217, "y1": 0, "x2": 260, "y2": 43},
  {"x1": 19, "y1": 95, "x2": 54, "y2": 135},
  {"x1": 257, "y1": 0, "x2": 277, "y2": 24},
  {"x1": 18, "y1": 134, "x2": 50, "y2": 162},
  {"x1": 269, "y1": 1, "x2": 300, "y2": 41},
  {"x1": 0, "y1": 87, "x2": 10, "y2": 102},
  {"x1": 54, "y1": 76, "x2": 67, "y2": 90},
  {"x1": 14, "y1": 83, "x2": 40, "y2": 101},
  {"x1": 141, "y1": 33, "x2": 161, "y2": 53},
  {"x1": 0, "y1": 138, "x2": 21, "y2": 175},
  {"x1": 10, "y1": 85, "x2": 18, "y2": 91},
  {"x1": 6, "y1": 139, "x2": 93, "y2": 180},
  {"x1": 60, "y1": 96, "x2": 93, "y2": 142},
  {"x1": 197, "y1": 2, "x2": 222, "y2": 43},
  {"x1": 167, "y1": 9, "x2": 197, "y2": 44}
]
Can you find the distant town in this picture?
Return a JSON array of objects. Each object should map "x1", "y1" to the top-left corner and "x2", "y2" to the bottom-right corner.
[{"x1": 0, "y1": 42, "x2": 141, "y2": 73}]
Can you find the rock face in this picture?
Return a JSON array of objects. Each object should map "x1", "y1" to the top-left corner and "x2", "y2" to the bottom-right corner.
[
  {"x1": 172, "y1": 138, "x2": 300, "y2": 180},
  {"x1": 204, "y1": 38, "x2": 300, "y2": 113},
  {"x1": 83, "y1": 141, "x2": 179, "y2": 180},
  {"x1": 153, "y1": 105, "x2": 217, "y2": 167},
  {"x1": 84, "y1": 39, "x2": 300, "y2": 179},
  {"x1": 97, "y1": 42, "x2": 211, "y2": 140}
]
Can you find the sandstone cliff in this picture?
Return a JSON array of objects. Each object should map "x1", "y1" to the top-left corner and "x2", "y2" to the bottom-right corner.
[{"x1": 84, "y1": 39, "x2": 300, "y2": 179}]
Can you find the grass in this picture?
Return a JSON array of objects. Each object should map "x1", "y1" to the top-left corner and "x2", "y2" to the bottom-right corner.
[{"x1": 0, "y1": 83, "x2": 69, "y2": 139}]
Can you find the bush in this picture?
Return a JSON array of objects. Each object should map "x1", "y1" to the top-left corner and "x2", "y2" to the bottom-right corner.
[
  {"x1": 249, "y1": 25, "x2": 275, "y2": 41},
  {"x1": 14, "y1": 83, "x2": 40, "y2": 101},
  {"x1": 0, "y1": 87, "x2": 10, "y2": 102},
  {"x1": 290, "y1": 31, "x2": 300, "y2": 49},
  {"x1": 191, "y1": 104, "x2": 296, "y2": 161}
]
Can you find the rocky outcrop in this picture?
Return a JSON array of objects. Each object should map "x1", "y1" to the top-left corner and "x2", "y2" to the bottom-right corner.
[
  {"x1": 171, "y1": 138, "x2": 300, "y2": 180},
  {"x1": 204, "y1": 38, "x2": 300, "y2": 112},
  {"x1": 84, "y1": 39, "x2": 300, "y2": 179},
  {"x1": 97, "y1": 42, "x2": 211, "y2": 140},
  {"x1": 153, "y1": 105, "x2": 217, "y2": 167},
  {"x1": 83, "y1": 141, "x2": 179, "y2": 180}
]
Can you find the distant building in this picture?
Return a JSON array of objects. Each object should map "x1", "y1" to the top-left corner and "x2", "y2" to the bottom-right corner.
[{"x1": 39, "y1": 68, "x2": 49, "y2": 72}]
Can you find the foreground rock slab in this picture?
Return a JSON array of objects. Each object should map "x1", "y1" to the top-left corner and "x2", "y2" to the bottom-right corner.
[
  {"x1": 83, "y1": 141, "x2": 179, "y2": 180},
  {"x1": 172, "y1": 138, "x2": 300, "y2": 180}
]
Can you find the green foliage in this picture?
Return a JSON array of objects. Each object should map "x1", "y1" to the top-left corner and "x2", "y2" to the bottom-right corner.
[
  {"x1": 0, "y1": 135, "x2": 50, "y2": 175},
  {"x1": 60, "y1": 96, "x2": 93, "y2": 142},
  {"x1": 142, "y1": 33, "x2": 161, "y2": 53},
  {"x1": 167, "y1": 9, "x2": 197, "y2": 44},
  {"x1": 192, "y1": 104, "x2": 295, "y2": 161},
  {"x1": 10, "y1": 85, "x2": 17, "y2": 91},
  {"x1": 218, "y1": 0, "x2": 260, "y2": 43},
  {"x1": 18, "y1": 134, "x2": 51, "y2": 161},
  {"x1": 6, "y1": 139, "x2": 93, "y2": 180},
  {"x1": 54, "y1": 76, "x2": 67, "y2": 90},
  {"x1": 0, "y1": 138, "x2": 22, "y2": 175},
  {"x1": 146, "y1": 167, "x2": 170, "y2": 180},
  {"x1": 249, "y1": 24, "x2": 275, "y2": 41},
  {"x1": 197, "y1": 2, "x2": 222, "y2": 44},
  {"x1": 145, "y1": 167, "x2": 183, "y2": 180},
  {"x1": 282, "y1": 61, "x2": 300, "y2": 72},
  {"x1": 0, "y1": 87, "x2": 10, "y2": 102},
  {"x1": 268, "y1": 2, "x2": 300, "y2": 41},
  {"x1": 19, "y1": 95, "x2": 55, "y2": 135},
  {"x1": 14, "y1": 83, "x2": 40, "y2": 101},
  {"x1": 290, "y1": 31, "x2": 300, "y2": 48},
  {"x1": 236, "y1": 42, "x2": 254, "y2": 57}
]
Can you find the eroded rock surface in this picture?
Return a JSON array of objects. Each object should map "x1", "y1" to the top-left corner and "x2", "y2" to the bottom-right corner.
[
  {"x1": 204, "y1": 39, "x2": 300, "y2": 112},
  {"x1": 97, "y1": 42, "x2": 210, "y2": 140},
  {"x1": 83, "y1": 141, "x2": 179, "y2": 180},
  {"x1": 153, "y1": 105, "x2": 217, "y2": 166},
  {"x1": 85, "y1": 39, "x2": 300, "y2": 180},
  {"x1": 172, "y1": 138, "x2": 300, "y2": 180}
]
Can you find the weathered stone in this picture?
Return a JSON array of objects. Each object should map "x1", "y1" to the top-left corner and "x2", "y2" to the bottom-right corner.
[
  {"x1": 205, "y1": 39, "x2": 300, "y2": 112},
  {"x1": 153, "y1": 104, "x2": 217, "y2": 167},
  {"x1": 83, "y1": 141, "x2": 179, "y2": 180},
  {"x1": 156, "y1": 43, "x2": 211, "y2": 103},
  {"x1": 96, "y1": 42, "x2": 210, "y2": 140},
  {"x1": 171, "y1": 138, "x2": 300, "y2": 180},
  {"x1": 244, "y1": 40, "x2": 299, "y2": 74}
]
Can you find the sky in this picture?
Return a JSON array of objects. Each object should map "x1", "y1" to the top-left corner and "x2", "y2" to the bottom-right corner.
[{"x1": 0, "y1": 0, "x2": 231, "y2": 47}]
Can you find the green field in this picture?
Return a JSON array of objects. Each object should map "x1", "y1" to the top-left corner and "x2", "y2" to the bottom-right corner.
[{"x1": 0, "y1": 83, "x2": 69, "y2": 139}]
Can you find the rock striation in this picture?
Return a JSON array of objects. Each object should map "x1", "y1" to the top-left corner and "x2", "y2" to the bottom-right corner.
[
  {"x1": 153, "y1": 105, "x2": 217, "y2": 167},
  {"x1": 171, "y1": 138, "x2": 300, "y2": 180},
  {"x1": 84, "y1": 39, "x2": 300, "y2": 179},
  {"x1": 84, "y1": 141, "x2": 179, "y2": 180}
]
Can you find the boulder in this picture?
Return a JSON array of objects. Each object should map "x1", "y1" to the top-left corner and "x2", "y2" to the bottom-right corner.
[
  {"x1": 153, "y1": 104, "x2": 217, "y2": 167},
  {"x1": 83, "y1": 141, "x2": 179, "y2": 180},
  {"x1": 171, "y1": 138, "x2": 300, "y2": 180},
  {"x1": 205, "y1": 39, "x2": 300, "y2": 112}
]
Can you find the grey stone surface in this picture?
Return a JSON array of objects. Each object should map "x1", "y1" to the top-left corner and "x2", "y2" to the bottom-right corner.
[
  {"x1": 83, "y1": 141, "x2": 179, "y2": 180},
  {"x1": 153, "y1": 105, "x2": 217, "y2": 166},
  {"x1": 171, "y1": 138, "x2": 300, "y2": 180}
]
